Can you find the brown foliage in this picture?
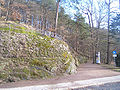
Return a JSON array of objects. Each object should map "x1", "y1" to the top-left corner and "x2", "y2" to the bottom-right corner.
[
  {"x1": 0, "y1": 0, "x2": 5, "y2": 5},
  {"x1": 9, "y1": 3, "x2": 30, "y2": 21},
  {"x1": 48, "y1": 28, "x2": 55, "y2": 32},
  {"x1": 11, "y1": 10, "x2": 21, "y2": 21}
]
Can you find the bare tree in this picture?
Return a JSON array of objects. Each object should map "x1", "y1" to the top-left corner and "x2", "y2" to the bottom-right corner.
[
  {"x1": 95, "y1": 1, "x2": 107, "y2": 29},
  {"x1": 55, "y1": 0, "x2": 61, "y2": 34},
  {"x1": 81, "y1": 0, "x2": 96, "y2": 63}
]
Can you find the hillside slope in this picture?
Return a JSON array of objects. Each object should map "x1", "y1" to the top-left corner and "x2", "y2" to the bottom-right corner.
[{"x1": 0, "y1": 21, "x2": 78, "y2": 83}]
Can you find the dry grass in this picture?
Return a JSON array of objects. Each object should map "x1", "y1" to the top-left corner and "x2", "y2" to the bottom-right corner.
[{"x1": 101, "y1": 63, "x2": 120, "y2": 72}]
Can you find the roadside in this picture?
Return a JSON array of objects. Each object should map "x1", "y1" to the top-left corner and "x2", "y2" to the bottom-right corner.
[
  {"x1": 0, "y1": 62, "x2": 120, "y2": 89},
  {"x1": 101, "y1": 63, "x2": 120, "y2": 72}
]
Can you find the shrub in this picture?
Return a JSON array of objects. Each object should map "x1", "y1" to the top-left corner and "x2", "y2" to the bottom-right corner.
[{"x1": 115, "y1": 53, "x2": 120, "y2": 67}]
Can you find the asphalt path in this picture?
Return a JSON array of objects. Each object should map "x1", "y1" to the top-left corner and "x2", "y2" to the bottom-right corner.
[{"x1": 73, "y1": 82, "x2": 120, "y2": 90}]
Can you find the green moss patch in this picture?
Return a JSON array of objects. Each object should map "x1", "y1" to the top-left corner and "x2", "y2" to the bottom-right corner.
[{"x1": 0, "y1": 21, "x2": 77, "y2": 83}]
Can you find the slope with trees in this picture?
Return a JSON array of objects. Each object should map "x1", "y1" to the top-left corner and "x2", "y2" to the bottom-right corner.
[{"x1": 0, "y1": 0, "x2": 120, "y2": 84}]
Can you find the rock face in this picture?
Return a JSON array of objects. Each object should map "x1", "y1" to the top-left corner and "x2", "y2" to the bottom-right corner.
[{"x1": 0, "y1": 21, "x2": 77, "y2": 83}]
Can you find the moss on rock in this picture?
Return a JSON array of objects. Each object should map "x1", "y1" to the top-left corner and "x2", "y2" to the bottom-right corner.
[{"x1": 0, "y1": 21, "x2": 77, "y2": 83}]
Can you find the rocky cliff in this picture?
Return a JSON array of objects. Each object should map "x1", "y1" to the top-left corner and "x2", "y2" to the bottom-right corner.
[{"x1": 0, "y1": 21, "x2": 78, "y2": 83}]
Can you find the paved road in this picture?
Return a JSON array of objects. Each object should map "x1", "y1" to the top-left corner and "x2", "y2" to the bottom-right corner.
[{"x1": 73, "y1": 82, "x2": 120, "y2": 90}]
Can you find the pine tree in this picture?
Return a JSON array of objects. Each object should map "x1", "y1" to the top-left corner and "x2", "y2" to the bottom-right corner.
[{"x1": 110, "y1": 14, "x2": 120, "y2": 35}]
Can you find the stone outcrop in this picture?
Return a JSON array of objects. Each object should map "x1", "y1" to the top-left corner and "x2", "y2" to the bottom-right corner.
[{"x1": 0, "y1": 21, "x2": 77, "y2": 83}]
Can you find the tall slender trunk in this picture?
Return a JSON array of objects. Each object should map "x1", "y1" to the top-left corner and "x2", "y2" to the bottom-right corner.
[
  {"x1": 6, "y1": 0, "x2": 11, "y2": 21},
  {"x1": 86, "y1": 13, "x2": 92, "y2": 61},
  {"x1": 24, "y1": 13, "x2": 27, "y2": 24},
  {"x1": 86, "y1": 0, "x2": 95, "y2": 63},
  {"x1": 0, "y1": 2, "x2": 1, "y2": 17},
  {"x1": 76, "y1": 35, "x2": 77, "y2": 52},
  {"x1": 40, "y1": 16, "x2": 42, "y2": 30},
  {"x1": 90, "y1": 0, "x2": 96, "y2": 64},
  {"x1": 94, "y1": 28, "x2": 99, "y2": 63},
  {"x1": 36, "y1": 16, "x2": 39, "y2": 29},
  {"x1": 106, "y1": 0, "x2": 110, "y2": 64},
  {"x1": 90, "y1": 14, "x2": 95, "y2": 64},
  {"x1": 31, "y1": 15, "x2": 34, "y2": 26},
  {"x1": 55, "y1": 0, "x2": 60, "y2": 33},
  {"x1": 42, "y1": 16, "x2": 44, "y2": 30}
]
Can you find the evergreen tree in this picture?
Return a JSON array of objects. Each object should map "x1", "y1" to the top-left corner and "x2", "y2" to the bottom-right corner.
[{"x1": 110, "y1": 14, "x2": 120, "y2": 35}]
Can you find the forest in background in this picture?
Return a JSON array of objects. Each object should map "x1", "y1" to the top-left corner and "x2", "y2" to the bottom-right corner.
[{"x1": 0, "y1": 0, "x2": 120, "y2": 64}]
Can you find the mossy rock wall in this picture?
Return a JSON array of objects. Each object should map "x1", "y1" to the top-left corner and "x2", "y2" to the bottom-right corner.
[{"x1": 0, "y1": 21, "x2": 77, "y2": 83}]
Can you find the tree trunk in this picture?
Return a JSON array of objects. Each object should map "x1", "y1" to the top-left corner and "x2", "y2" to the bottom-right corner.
[
  {"x1": 41, "y1": 16, "x2": 44, "y2": 30},
  {"x1": 55, "y1": 0, "x2": 61, "y2": 33},
  {"x1": 31, "y1": 15, "x2": 34, "y2": 26},
  {"x1": 6, "y1": 0, "x2": 11, "y2": 21},
  {"x1": 89, "y1": 0, "x2": 96, "y2": 64},
  {"x1": 0, "y1": 2, "x2": 1, "y2": 17},
  {"x1": 106, "y1": 0, "x2": 110, "y2": 64},
  {"x1": 90, "y1": 15, "x2": 95, "y2": 64},
  {"x1": 76, "y1": 35, "x2": 77, "y2": 52}
]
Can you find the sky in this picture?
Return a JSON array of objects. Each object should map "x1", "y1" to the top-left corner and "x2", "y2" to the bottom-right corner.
[{"x1": 61, "y1": 0, "x2": 120, "y2": 28}]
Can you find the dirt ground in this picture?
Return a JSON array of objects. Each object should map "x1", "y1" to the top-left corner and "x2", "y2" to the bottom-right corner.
[{"x1": 0, "y1": 62, "x2": 120, "y2": 88}]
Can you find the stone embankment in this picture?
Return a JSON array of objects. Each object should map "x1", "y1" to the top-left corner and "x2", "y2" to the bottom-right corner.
[{"x1": 0, "y1": 21, "x2": 79, "y2": 84}]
